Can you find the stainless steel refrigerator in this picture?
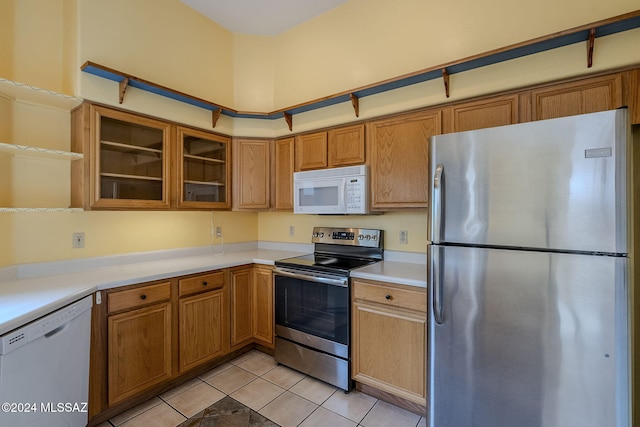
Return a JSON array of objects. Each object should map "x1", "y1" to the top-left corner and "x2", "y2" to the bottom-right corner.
[{"x1": 428, "y1": 109, "x2": 631, "y2": 427}]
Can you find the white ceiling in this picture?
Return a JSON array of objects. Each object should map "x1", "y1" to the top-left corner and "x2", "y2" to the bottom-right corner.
[{"x1": 181, "y1": 0, "x2": 349, "y2": 36}]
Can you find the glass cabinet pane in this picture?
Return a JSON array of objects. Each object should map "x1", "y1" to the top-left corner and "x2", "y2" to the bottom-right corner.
[
  {"x1": 98, "y1": 114, "x2": 167, "y2": 203},
  {"x1": 179, "y1": 127, "x2": 230, "y2": 207}
]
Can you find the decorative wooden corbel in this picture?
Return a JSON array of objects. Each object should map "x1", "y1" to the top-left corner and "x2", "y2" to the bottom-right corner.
[
  {"x1": 587, "y1": 28, "x2": 596, "y2": 68},
  {"x1": 442, "y1": 68, "x2": 450, "y2": 98},
  {"x1": 283, "y1": 112, "x2": 293, "y2": 131},
  {"x1": 350, "y1": 93, "x2": 360, "y2": 117},
  {"x1": 119, "y1": 78, "x2": 129, "y2": 104},
  {"x1": 211, "y1": 109, "x2": 222, "y2": 128}
]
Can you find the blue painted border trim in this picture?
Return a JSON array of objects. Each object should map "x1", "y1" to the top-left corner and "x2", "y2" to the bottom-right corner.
[{"x1": 82, "y1": 13, "x2": 640, "y2": 121}]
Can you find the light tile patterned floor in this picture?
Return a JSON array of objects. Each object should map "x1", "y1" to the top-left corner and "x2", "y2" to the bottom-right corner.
[{"x1": 96, "y1": 350, "x2": 427, "y2": 427}]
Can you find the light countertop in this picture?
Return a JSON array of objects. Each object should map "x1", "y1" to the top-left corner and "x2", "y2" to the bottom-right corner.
[
  {"x1": 0, "y1": 245, "x2": 427, "y2": 336},
  {"x1": 352, "y1": 260, "x2": 427, "y2": 288}
]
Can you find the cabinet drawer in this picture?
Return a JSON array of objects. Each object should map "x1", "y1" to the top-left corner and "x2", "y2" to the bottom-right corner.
[
  {"x1": 352, "y1": 280, "x2": 426, "y2": 313},
  {"x1": 108, "y1": 282, "x2": 171, "y2": 314},
  {"x1": 179, "y1": 271, "x2": 225, "y2": 297}
]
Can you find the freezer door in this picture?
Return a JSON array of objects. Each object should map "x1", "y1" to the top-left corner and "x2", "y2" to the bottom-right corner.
[
  {"x1": 428, "y1": 245, "x2": 629, "y2": 427},
  {"x1": 429, "y1": 109, "x2": 628, "y2": 254}
]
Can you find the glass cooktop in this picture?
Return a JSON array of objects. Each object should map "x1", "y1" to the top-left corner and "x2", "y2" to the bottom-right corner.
[{"x1": 275, "y1": 253, "x2": 379, "y2": 275}]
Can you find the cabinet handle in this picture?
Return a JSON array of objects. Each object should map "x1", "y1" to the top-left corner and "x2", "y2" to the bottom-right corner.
[
  {"x1": 140, "y1": 294, "x2": 147, "y2": 300},
  {"x1": 202, "y1": 281, "x2": 208, "y2": 286},
  {"x1": 385, "y1": 294, "x2": 392, "y2": 300}
]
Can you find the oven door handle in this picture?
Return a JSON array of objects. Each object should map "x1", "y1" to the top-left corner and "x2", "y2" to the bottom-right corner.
[{"x1": 273, "y1": 268, "x2": 348, "y2": 287}]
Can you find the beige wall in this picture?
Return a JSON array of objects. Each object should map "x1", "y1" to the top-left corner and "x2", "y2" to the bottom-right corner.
[
  {"x1": 76, "y1": 0, "x2": 234, "y2": 105},
  {"x1": 269, "y1": 0, "x2": 638, "y2": 109},
  {"x1": 259, "y1": 211, "x2": 428, "y2": 253},
  {"x1": 0, "y1": 0, "x2": 638, "y2": 267}
]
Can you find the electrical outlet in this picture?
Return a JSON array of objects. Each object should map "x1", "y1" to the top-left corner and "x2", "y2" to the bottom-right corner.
[
  {"x1": 73, "y1": 232, "x2": 85, "y2": 248},
  {"x1": 289, "y1": 225, "x2": 295, "y2": 237},
  {"x1": 216, "y1": 226, "x2": 222, "y2": 238},
  {"x1": 399, "y1": 230, "x2": 408, "y2": 244}
]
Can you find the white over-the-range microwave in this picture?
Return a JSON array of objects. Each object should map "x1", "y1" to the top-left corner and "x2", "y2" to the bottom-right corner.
[{"x1": 293, "y1": 165, "x2": 370, "y2": 214}]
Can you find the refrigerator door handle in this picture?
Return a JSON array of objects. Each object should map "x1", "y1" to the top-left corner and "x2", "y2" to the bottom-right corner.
[
  {"x1": 432, "y1": 164, "x2": 444, "y2": 242},
  {"x1": 431, "y1": 245, "x2": 444, "y2": 325}
]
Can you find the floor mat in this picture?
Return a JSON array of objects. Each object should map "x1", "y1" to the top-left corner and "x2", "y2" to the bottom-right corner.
[{"x1": 178, "y1": 396, "x2": 280, "y2": 426}]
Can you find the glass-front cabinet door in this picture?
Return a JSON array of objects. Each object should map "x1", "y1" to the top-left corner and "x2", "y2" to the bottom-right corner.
[
  {"x1": 177, "y1": 126, "x2": 231, "y2": 209},
  {"x1": 92, "y1": 105, "x2": 171, "y2": 209}
]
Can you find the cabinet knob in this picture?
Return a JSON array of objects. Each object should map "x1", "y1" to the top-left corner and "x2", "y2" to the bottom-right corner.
[
  {"x1": 385, "y1": 294, "x2": 392, "y2": 300},
  {"x1": 202, "y1": 281, "x2": 208, "y2": 286},
  {"x1": 140, "y1": 294, "x2": 147, "y2": 300}
]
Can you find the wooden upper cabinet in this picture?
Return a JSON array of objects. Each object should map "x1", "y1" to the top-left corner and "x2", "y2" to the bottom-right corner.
[
  {"x1": 328, "y1": 124, "x2": 365, "y2": 167},
  {"x1": 368, "y1": 110, "x2": 441, "y2": 209},
  {"x1": 444, "y1": 94, "x2": 520, "y2": 133},
  {"x1": 233, "y1": 138, "x2": 271, "y2": 210},
  {"x1": 530, "y1": 74, "x2": 623, "y2": 121},
  {"x1": 274, "y1": 137, "x2": 294, "y2": 211},
  {"x1": 295, "y1": 131, "x2": 327, "y2": 171},
  {"x1": 176, "y1": 126, "x2": 231, "y2": 209},
  {"x1": 72, "y1": 104, "x2": 172, "y2": 210}
]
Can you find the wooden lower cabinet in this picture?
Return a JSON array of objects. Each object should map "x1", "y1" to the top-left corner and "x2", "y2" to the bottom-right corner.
[
  {"x1": 107, "y1": 282, "x2": 172, "y2": 405},
  {"x1": 351, "y1": 279, "x2": 427, "y2": 406},
  {"x1": 252, "y1": 266, "x2": 274, "y2": 348},
  {"x1": 230, "y1": 266, "x2": 254, "y2": 347},
  {"x1": 230, "y1": 265, "x2": 275, "y2": 349},
  {"x1": 178, "y1": 285, "x2": 228, "y2": 372}
]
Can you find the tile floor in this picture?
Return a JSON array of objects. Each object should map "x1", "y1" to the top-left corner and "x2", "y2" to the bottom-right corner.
[{"x1": 96, "y1": 350, "x2": 427, "y2": 427}]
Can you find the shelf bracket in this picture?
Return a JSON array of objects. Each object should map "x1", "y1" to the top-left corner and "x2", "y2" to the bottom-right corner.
[
  {"x1": 118, "y1": 78, "x2": 129, "y2": 104},
  {"x1": 587, "y1": 28, "x2": 596, "y2": 68},
  {"x1": 442, "y1": 68, "x2": 450, "y2": 98},
  {"x1": 283, "y1": 112, "x2": 293, "y2": 131},
  {"x1": 350, "y1": 93, "x2": 360, "y2": 117},
  {"x1": 212, "y1": 109, "x2": 222, "y2": 128}
]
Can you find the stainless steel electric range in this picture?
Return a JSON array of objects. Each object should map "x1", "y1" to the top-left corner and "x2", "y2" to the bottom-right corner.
[{"x1": 273, "y1": 226, "x2": 384, "y2": 391}]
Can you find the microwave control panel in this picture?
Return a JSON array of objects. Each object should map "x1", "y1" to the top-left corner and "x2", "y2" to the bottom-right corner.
[{"x1": 345, "y1": 176, "x2": 367, "y2": 213}]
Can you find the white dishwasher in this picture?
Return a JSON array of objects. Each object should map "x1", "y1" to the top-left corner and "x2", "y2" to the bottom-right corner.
[{"x1": 0, "y1": 295, "x2": 92, "y2": 427}]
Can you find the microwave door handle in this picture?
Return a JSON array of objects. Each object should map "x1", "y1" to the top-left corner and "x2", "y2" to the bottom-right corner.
[{"x1": 342, "y1": 178, "x2": 348, "y2": 211}]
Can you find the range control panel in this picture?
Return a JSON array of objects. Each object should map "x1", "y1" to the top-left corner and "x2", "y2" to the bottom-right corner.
[{"x1": 311, "y1": 227, "x2": 383, "y2": 248}]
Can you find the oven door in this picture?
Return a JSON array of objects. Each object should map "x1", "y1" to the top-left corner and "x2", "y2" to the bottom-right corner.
[{"x1": 274, "y1": 267, "x2": 350, "y2": 358}]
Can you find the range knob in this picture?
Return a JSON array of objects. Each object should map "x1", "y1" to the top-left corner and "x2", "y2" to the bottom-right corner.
[
  {"x1": 358, "y1": 234, "x2": 365, "y2": 240},
  {"x1": 365, "y1": 235, "x2": 371, "y2": 240},
  {"x1": 319, "y1": 232, "x2": 324, "y2": 238},
  {"x1": 312, "y1": 232, "x2": 319, "y2": 238}
]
